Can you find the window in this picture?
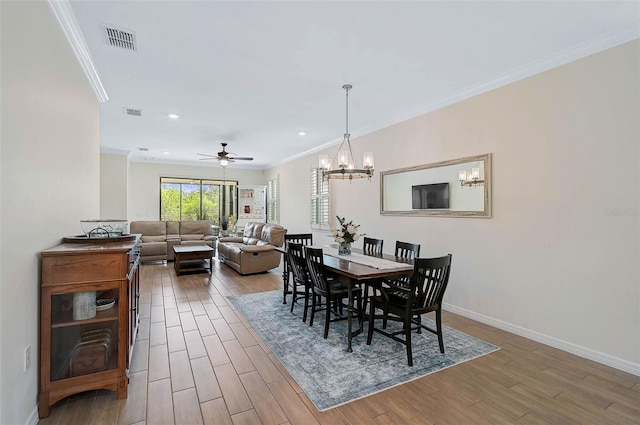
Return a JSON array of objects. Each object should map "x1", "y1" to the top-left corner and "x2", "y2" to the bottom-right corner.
[
  {"x1": 160, "y1": 177, "x2": 237, "y2": 226},
  {"x1": 267, "y1": 175, "x2": 279, "y2": 223},
  {"x1": 310, "y1": 168, "x2": 330, "y2": 230}
]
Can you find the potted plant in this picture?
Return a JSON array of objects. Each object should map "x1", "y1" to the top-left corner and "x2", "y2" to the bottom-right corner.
[{"x1": 220, "y1": 217, "x2": 229, "y2": 236}]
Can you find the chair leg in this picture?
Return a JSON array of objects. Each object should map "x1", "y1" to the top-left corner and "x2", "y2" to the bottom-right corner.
[
  {"x1": 290, "y1": 283, "x2": 297, "y2": 313},
  {"x1": 436, "y1": 309, "x2": 444, "y2": 353},
  {"x1": 282, "y1": 267, "x2": 290, "y2": 304},
  {"x1": 309, "y1": 293, "x2": 316, "y2": 327},
  {"x1": 405, "y1": 315, "x2": 413, "y2": 367},
  {"x1": 323, "y1": 298, "x2": 331, "y2": 339},
  {"x1": 302, "y1": 286, "x2": 310, "y2": 322},
  {"x1": 366, "y1": 302, "x2": 375, "y2": 345}
]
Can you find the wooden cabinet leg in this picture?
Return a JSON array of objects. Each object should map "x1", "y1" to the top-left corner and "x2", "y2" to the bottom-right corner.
[{"x1": 38, "y1": 392, "x2": 50, "y2": 418}]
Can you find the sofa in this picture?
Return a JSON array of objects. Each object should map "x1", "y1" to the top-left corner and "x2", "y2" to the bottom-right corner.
[
  {"x1": 217, "y1": 222, "x2": 287, "y2": 275},
  {"x1": 129, "y1": 220, "x2": 216, "y2": 263}
]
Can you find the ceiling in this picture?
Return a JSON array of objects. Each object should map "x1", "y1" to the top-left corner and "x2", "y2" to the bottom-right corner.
[{"x1": 68, "y1": 1, "x2": 639, "y2": 169}]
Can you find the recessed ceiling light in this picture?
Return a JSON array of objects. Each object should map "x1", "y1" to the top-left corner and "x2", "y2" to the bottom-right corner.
[
  {"x1": 298, "y1": 131, "x2": 307, "y2": 136},
  {"x1": 168, "y1": 113, "x2": 180, "y2": 119},
  {"x1": 163, "y1": 151, "x2": 170, "y2": 155}
]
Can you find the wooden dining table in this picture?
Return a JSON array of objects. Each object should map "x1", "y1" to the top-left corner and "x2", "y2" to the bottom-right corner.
[
  {"x1": 278, "y1": 245, "x2": 414, "y2": 352},
  {"x1": 323, "y1": 248, "x2": 413, "y2": 352}
]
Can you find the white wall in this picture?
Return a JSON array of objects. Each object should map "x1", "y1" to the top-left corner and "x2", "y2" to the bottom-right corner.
[
  {"x1": 0, "y1": 2, "x2": 101, "y2": 424},
  {"x1": 128, "y1": 161, "x2": 267, "y2": 221},
  {"x1": 100, "y1": 153, "x2": 129, "y2": 221},
  {"x1": 267, "y1": 40, "x2": 640, "y2": 373}
]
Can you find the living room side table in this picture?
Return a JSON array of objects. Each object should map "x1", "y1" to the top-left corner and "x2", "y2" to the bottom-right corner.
[{"x1": 173, "y1": 245, "x2": 214, "y2": 276}]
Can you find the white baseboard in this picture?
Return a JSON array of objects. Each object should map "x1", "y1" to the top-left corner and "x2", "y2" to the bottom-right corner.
[
  {"x1": 443, "y1": 302, "x2": 640, "y2": 377},
  {"x1": 25, "y1": 405, "x2": 38, "y2": 425}
]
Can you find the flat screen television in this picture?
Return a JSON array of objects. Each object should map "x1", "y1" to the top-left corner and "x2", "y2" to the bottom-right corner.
[{"x1": 412, "y1": 183, "x2": 449, "y2": 209}]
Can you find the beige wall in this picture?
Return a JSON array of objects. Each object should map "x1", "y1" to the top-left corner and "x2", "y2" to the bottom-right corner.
[
  {"x1": 100, "y1": 153, "x2": 129, "y2": 220},
  {"x1": 128, "y1": 161, "x2": 267, "y2": 221},
  {"x1": 268, "y1": 40, "x2": 640, "y2": 372},
  {"x1": 0, "y1": 2, "x2": 101, "y2": 424}
]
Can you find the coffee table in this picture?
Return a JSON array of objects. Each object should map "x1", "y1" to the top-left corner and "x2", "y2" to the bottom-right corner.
[{"x1": 173, "y1": 245, "x2": 214, "y2": 276}]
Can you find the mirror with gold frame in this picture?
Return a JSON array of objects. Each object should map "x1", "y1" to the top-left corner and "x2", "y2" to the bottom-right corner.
[{"x1": 380, "y1": 153, "x2": 491, "y2": 218}]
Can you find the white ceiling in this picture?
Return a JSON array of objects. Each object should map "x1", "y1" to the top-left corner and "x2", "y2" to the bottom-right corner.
[{"x1": 68, "y1": 1, "x2": 639, "y2": 169}]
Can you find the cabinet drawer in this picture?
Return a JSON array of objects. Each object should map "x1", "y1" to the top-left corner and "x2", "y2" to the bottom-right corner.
[{"x1": 42, "y1": 254, "x2": 126, "y2": 285}]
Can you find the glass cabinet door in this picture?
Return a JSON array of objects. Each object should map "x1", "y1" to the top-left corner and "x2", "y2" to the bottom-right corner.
[{"x1": 50, "y1": 288, "x2": 119, "y2": 381}]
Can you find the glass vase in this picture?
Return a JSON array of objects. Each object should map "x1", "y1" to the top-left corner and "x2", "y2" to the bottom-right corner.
[{"x1": 338, "y1": 242, "x2": 352, "y2": 256}]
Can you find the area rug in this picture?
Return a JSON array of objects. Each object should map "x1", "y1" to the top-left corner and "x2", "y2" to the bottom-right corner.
[{"x1": 228, "y1": 290, "x2": 499, "y2": 412}]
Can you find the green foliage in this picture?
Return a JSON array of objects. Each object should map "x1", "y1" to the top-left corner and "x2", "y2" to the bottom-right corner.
[{"x1": 160, "y1": 183, "x2": 222, "y2": 223}]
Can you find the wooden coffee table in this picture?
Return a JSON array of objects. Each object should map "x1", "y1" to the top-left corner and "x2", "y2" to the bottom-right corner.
[{"x1": 173, "y1": 245, "x2": 214, "y2": 276}]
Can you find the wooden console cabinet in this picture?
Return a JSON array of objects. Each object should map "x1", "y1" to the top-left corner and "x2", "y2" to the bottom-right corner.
[{"x1": 39, "y1": 236, "x2": 140, "y2": 418}]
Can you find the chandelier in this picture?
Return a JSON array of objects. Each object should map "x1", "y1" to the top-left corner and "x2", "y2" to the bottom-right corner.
[{"x1": 319, "y1": 84, "x2": 374, "y2": 180}]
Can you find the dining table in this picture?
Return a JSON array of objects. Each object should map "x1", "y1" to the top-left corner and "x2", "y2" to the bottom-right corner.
[{"x1": 278, "y1": 244, "x2": 414, "y2": 352}]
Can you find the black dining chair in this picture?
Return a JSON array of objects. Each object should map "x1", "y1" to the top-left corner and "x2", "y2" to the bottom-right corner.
[
  {"x1": 285, "y1": 242, "x2": 313, "y2": 322},
  {"x1": 361, "y1": 237, "x2": 384, "y2": 314},
  {"x1": 305, "y1": 246, "x2": 363, "y2": 339},
  {"x1": 379, "y1": 241, "x2": 421, "y2": 326},
  {"x1": 366, "y1": 254, "x2": 452, "y2": 366},
  {"x1": 395, "y1": 241, "x2": 421, "y2": 262},
  {"x1": 282, "y1": 233, "x2": 313, "y2": 304},
  {"x1": 362, "y1": 237, "x2": 383, "y2": 255}
]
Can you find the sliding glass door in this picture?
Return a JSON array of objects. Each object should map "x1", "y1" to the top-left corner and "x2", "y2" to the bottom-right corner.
[{"x1": 160, "y1": 177, "x2": 237, "y2": 226}]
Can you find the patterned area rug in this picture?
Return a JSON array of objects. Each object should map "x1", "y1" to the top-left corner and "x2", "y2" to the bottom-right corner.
[{"x1": 228, "y1": 290, "x2": 499, "y2": 412}]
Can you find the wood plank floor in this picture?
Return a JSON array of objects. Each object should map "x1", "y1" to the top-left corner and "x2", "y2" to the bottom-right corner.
[{"x1": 38, "y1": 260, "x2": 640, "y2": 425}]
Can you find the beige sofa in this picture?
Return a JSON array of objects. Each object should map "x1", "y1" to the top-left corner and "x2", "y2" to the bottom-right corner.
[
  {"x1": 217, "y1": 222, "x2": 287, "y2": 275},
  {"x1": 129, "y1": 220, "x2": 216, "y2": 263}
]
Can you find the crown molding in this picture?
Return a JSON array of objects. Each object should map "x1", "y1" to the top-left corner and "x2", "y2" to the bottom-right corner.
[
  {"x1": 354, "y1": 25, "x2": 640, "y2": 140},
  {"x1": 48, "y1": 0, "x2": 109, "y2": 103},
  {"x1": 270, "y1": 26, "x2": 640, "y2": 169}
]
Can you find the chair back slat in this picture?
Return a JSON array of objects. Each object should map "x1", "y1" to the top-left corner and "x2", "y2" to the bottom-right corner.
[
  {"x1": 410, "y1": 255, "x2": 452, "y2": 310},
  {"x1": 363, "y1": 237, "x2": 384, "y2": 255},
  {"x1": 305, "y1": 246, "x2": 330, "y2": 293},
  {"x1": 286, "y1": 242, "x2": 308, "y2": 284},
  {"x1": 285, "y1": 233, "x2": 313, "y2": 247},
  {"x1": 392, "y1": 241, "x2": 421, "y2": 287},
  {"x1": 395, "y1": 241, "x2": 421, "y2": 260}
]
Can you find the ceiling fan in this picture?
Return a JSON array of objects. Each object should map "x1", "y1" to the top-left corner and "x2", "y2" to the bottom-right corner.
[{"x1": 198, "y1": 143, "x2": 253, "y2": 167}]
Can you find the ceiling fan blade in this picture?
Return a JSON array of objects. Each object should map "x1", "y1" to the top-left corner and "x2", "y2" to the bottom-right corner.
[
  {"x1": 229, "y1": 156, "x2": 253, "y2": 161},
  {"x1": 197, "y1": 153, "x2": 218, "y2": 158},
  {"x1": 199, "y1": 157, "x2": 218, "y2": 161}
]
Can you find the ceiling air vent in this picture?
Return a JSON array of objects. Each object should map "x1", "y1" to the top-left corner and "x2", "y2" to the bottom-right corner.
[
  {"x1": 104, "y1": 26, "x2": 136, "y2": 51},
  {"x1": 125, "y1": 108, "x2": 142, "y2": 117}
]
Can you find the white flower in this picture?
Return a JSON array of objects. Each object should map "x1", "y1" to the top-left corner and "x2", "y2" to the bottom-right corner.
[
  {"x1": 353, "y1": 234, "x2": 360, "y2": 241},
  {"x1": 336, "y1": 237, "x2": 345, "y2": 243},
  {"x1": 331, "y1": 228, "x2": 337, "y2": 236},
  {"x1": 337, "y1": 230, "x2": 344, "y2": 237},
  {"x1": 347, "y1": 225, "x2": 355, "y2": 234}
]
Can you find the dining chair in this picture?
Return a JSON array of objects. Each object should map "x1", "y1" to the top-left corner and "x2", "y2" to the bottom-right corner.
[
  {"x1": 285, "y1": 242, "x2": 313, "y2": 322},
  {"x1": 379, "y1": 240, "x2": 422, "y2": 326},
  {"x1": 366, "y1": 254, "x2": 452, "y2": 366},
  {"x1": 282, "y1": 233, "x2": 313, "y2": 304},
  {"x1": 362, "y1": 237, "x2": 383, "y2": 255},
  {"x1": 361, "y1": 237, "x2": 384, "y2": 314},
  {"x1": 305, "y1": 246, "x2": 363, "y2": 339},
  {"x1": 395, "y1": 241, "x2": 421, "y2": 261}
]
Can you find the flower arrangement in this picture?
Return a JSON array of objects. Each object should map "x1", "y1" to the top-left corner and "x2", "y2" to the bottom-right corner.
[{"x1": 331, "y1": 216, "x2": 363, "y2": 244}]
